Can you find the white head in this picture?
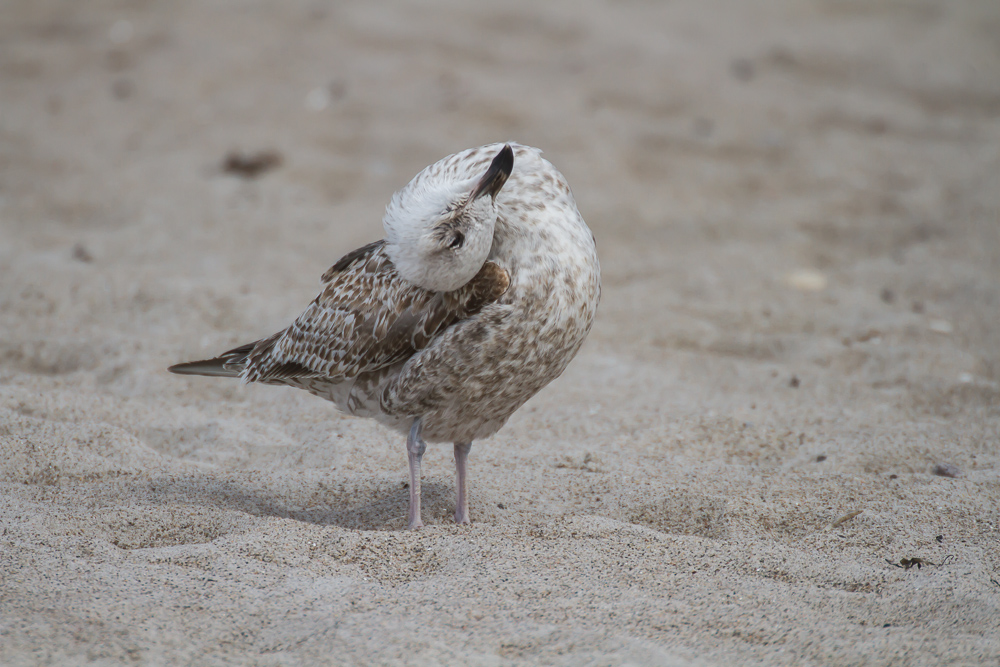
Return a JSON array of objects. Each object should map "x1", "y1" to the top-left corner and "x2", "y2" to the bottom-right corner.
[{"x1": 383, "y1": 145, "x2": 513, "y2": 292}]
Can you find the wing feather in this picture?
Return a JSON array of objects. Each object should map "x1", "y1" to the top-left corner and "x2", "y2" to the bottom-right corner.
[{"x1": 241, "y1": 241, "x2": 509, "y2": 384}]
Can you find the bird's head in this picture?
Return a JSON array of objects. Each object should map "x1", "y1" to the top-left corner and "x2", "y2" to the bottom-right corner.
[{"x1": 383, "y1": 144, "x2": 513, "y2": 292}]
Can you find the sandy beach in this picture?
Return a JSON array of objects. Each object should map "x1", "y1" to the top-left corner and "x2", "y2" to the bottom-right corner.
[{"x1": 2, "y1": 0, "x2": 999, "y2": 664}]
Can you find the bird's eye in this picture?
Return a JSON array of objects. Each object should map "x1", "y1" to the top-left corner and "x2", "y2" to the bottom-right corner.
[{"x1": 449, "y1": 232, "x2": 465, "y2": 249}]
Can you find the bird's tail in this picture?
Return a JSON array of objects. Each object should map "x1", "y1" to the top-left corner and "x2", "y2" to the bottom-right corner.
[{"x1": 167, "y1": 342, "x2": 255, "y2": 378}]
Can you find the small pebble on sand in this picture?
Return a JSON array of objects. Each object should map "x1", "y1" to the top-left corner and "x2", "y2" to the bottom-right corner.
[
  {"x1": 305, "y1": 86, "x2": 332, "y2": 111},
  {"x1": 785, "y1": 270, "x2": 827, "y2": 292},
  {"x1": 928, "y1": 319, "x2": 953, "y2": 334},
  {"x1": 932, "y1": 462, "x2": 961, "y2": 478}
]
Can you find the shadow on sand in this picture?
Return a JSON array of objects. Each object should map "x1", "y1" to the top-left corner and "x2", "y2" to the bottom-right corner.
[{"x1": 134, "y1": 469, "x2": 459, "y2": 532}]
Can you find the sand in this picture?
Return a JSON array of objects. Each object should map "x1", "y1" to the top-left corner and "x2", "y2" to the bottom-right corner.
[{"x1": 2, "y1": 0, "x2": 999, "y2": 664}]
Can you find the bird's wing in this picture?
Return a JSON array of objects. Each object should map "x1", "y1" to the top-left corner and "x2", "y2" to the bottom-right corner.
[{"x1": 241, "y1": 240, "x2": 510, "y2": 384}]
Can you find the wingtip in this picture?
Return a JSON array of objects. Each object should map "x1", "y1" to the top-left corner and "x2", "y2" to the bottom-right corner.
[{"x1": 167, "y1": 359, "x2": 240, "y2": 378}]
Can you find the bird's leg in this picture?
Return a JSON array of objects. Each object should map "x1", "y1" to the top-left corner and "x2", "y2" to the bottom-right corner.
[
  {"x1": 453, "y1": 441, "x2": 472, "y2": 525},
  {"x1": 406, "y1": 418, "x2": 426, "y2": 530}
]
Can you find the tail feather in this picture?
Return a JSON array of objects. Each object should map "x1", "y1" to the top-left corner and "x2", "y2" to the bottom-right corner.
[{"x1": 168, "y1": 342, "x2": 255, "y2": 378}]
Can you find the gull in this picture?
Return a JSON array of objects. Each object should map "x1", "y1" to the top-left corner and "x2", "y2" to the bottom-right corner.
[{"x1": 170, "y1": 143, "x2": 601, "y2": 529}]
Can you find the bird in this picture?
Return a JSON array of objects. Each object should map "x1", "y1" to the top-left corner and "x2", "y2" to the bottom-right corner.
[{"x1": 169, "y1": 143, "x2": 601, "y2": 529}]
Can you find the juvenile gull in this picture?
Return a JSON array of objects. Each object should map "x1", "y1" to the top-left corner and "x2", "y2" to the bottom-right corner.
[{"x1": 169, "y1": 143, "x2": 601, "y2": 529}]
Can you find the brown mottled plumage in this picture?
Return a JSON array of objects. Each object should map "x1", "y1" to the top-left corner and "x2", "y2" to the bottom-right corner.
[
  {"x1": 243, "y1": 242, "x2": 510, "y2": 385},
  {"x1": 170, "y1": 143, "x2": 600, "y2": 529}
]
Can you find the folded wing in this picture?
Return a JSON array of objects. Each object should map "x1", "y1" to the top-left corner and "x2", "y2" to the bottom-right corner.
[{"x1": 168, "y1": 240, "x2": 510, "y2": 386}]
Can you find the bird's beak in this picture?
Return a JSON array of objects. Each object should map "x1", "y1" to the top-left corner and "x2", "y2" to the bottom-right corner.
[{"x1": 470, "y1": 144, "x2": 514, "y2": 201}]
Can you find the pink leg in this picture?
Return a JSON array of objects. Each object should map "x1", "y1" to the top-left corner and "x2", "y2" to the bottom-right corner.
[
  {"x1": 406, "y1": 419, "x2": 426, "y2": 530},
  {"x1": 454, "y1": 442, "x2": 472, "y2": 525}
]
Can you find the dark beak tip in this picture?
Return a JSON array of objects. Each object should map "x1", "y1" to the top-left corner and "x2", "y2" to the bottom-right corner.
[
  {"x1": 472, "y1": 143, "x2": 515, "y2": 200},
  {"x1": 496, "y1": 144, "x2": 514, "y2": 177}
]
